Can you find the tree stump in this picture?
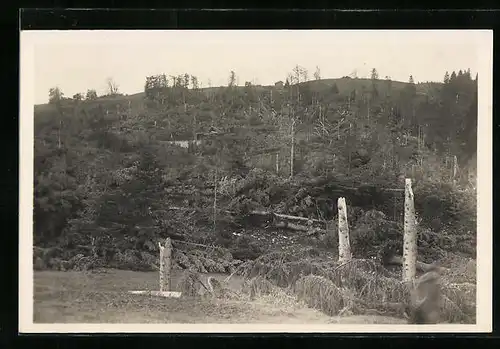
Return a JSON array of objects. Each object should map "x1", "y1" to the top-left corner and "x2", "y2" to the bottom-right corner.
[{"x1": 337, "y1": 197, "x2": 352, "y2": 262}]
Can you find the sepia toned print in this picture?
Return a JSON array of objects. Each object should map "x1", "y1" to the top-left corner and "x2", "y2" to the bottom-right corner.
[{"x1": 19, "y1": 30, "x2": 492, "y2": 333}]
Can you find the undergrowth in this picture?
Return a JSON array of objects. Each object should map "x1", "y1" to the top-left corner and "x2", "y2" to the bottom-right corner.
[{"x1": 232, "y1": 250, "x2": 476, "y2": 324}]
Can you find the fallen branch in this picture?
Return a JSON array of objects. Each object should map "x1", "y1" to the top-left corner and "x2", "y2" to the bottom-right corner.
[
  {"x1": 386, "y1": 255, "x2": 448, "y2": 273},
  {"x1": 167, "y1": 206, "x2": 194, "y2": 211},
  {"x1": 166, "y1": 207, "x2": 326, "y2": 225},
  {"x1": 167, "y1": 206, "x2": 235, "y2": 215},
  {"x1": 250, "y1": 210, "x2": 324, "y2": 224},
  {"x1": 275, "y1": 221, "x2": 309, "y2": 232}
]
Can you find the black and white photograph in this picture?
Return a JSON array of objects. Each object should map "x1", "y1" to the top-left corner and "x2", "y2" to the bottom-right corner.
[{"x1": 19, "y1": 29, "x2": 492, "y2": 333}]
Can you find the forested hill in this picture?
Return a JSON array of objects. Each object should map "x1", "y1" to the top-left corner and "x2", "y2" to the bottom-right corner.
[{"x1": 34, "y1": 70, "x2": 477, "y2": 269}]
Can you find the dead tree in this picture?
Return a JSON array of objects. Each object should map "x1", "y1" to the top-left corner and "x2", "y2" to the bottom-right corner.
[
  {"x1": 400, "y1": 178, "x2": 441, "y2": 324},
  {"x1": 403, "y1": 178, "x2": 417, "y2": 283}
]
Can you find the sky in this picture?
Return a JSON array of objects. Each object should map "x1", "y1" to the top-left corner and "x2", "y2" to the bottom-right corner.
[{"x1": 23, "y1": 30, "x2": 484, "y2": 105}]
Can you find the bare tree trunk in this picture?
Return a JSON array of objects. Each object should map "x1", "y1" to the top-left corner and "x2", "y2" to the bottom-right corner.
[
  {"x1": 158, "y1": 238, "x2": 172, "y2": 292},
  {"x1": 403, "y1": 178, "x2": 417, "y2": 283},
  {"x1": 276, "y1": 153, "x2": 279, "y2": 174},
  {"x1": 452, "y1": 155, "x2": 458, "y2": 186},
  {"x1": 337, "y1": 197, "x2": 352, "y2": 262}
]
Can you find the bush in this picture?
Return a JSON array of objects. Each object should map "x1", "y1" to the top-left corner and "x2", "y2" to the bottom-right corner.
[{"x1": 413, "y1": 180, "x2": 476, "y2": 235}]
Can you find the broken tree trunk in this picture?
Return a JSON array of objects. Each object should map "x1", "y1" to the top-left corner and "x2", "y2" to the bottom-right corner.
[
  {"x1": 165, "y1": 238, "x2": 172, "y2": 291},
  {"x1": 403, "y1": 178, "x2": 417, "y2": 283},
  {"x1": 159, "y1": 241, "x2": 165, "y2": 292},
  {"x1": 337, "y1": 197, "x2": 352, "y2": 262},
  {"x1": 275, "y1": 221, "x2": 309, "y2": 231},
  {"x1": 159, "y1": 238, "x2": 172, "y2": 292}
]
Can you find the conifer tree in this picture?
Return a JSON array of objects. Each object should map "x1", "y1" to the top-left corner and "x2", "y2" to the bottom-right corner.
[{"x1": 444, "y1": 71, "x2": 450, "y2": 84}]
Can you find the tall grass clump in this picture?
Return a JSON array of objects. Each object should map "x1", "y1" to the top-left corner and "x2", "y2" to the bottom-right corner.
[{"x1": 292, "y1": 275, "x2": 348, "y2": 316}]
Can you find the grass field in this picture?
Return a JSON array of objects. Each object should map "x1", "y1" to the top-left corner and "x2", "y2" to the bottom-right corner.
[{"x1": 34, "y1": 269, "x2": 407, "y2": 324}]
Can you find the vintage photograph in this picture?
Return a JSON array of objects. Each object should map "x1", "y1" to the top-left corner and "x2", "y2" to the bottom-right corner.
[{"x1": 19, "y1": 30, "x2": 492, "y2": 333}]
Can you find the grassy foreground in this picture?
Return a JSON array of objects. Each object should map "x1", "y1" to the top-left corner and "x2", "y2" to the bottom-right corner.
[{"x1": 34, "y1": 269, "x2": 407, "y2": 324}]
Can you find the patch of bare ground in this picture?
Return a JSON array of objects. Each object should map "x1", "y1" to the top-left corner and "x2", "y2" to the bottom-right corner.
[
  {"x1": 34, "y1": 269, "x2": 406, "y2": 324},
  {"x1": 34, "y1": 270, "x2": 326, "y2": 323}
]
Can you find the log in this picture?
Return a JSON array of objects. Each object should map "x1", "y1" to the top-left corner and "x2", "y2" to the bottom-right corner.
[
  {"x1": 128, "y1": 291, "x2": 181, "y2": 298},
  {"x1": 250, "y1": 210, "x2": 323, "y2": 224},
  {"x1": 167, "y1": 207, "x2": 326, "y2": 226},
  {"x1": 386, "y1": 255, "x2": 447, "y2": 273}
]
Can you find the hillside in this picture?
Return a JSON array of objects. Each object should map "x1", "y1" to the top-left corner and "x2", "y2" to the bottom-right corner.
[
  {"x1": 35, "y1": 77, "x2": 435, "y2": 111},
  {"x1": 33, "y1": 72, "x2": 477, "y2": 322}
]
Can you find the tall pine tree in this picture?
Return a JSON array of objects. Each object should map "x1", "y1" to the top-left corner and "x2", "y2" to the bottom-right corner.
[
  {"x1": 450, "y1": 71, "x2": 457, "y2": 82},
  {"x1": 444, "y1": 71, "x2": 450, "y2": 84}
]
